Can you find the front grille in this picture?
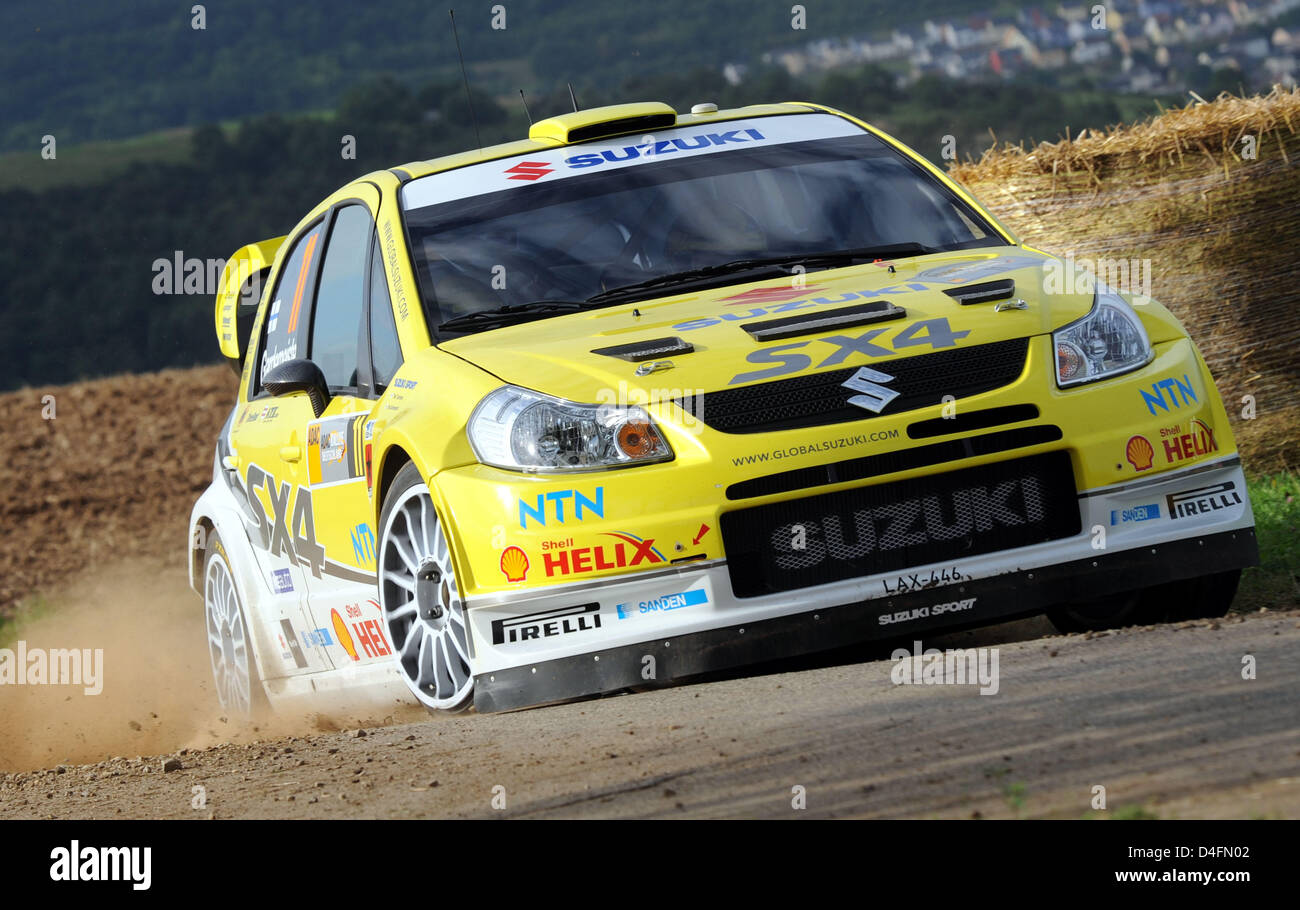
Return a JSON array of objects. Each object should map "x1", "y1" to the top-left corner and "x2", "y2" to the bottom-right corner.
[
  {"x1": 725, "y1": 424, "x2": 1062, "y2": 500},
  {"x1": 720, "y1": 450, "x2": 1079, "y2": 598},
  {"x1": 691, "y1": 337, "x2": 1029, "y2": 434},
  {"x1": 907, "y1": 404, "x2": 1039, "y2": 439}
]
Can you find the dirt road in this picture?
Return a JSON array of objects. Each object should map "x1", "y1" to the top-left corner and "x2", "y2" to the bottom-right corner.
[{"x1": 2, "y1": 558, "x2": 1296, "y2": 819}]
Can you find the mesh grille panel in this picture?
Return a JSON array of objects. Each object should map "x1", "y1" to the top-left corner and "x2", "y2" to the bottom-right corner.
[
  {"x1": 721, "y1": 450, "x2": 1079, "y2": 597},
  {"x1": 692, "y1": 338, "x2": 1029, "y2": 434}
]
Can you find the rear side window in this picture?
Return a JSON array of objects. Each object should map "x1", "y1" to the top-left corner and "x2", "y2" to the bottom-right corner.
[
  {"x1": 311, "y1": 205, "x2": 372, "y2": 389},
  {"x1": 256, "y1": 222, "x2": 324, "y2": 394},
  {"x1": 368, "y1": 234, "x2": 402, "y2": 391}
]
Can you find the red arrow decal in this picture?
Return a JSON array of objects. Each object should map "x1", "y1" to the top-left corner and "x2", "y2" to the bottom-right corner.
[{"x1": 692, "y1": 523, "x2": 710, "y2": 546}]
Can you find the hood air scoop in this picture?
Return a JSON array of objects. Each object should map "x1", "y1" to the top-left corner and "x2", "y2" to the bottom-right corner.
[
  {"x1": 943, "y1": 278, "x2": 1016, "y2": 305},
  {"x1": 592, "y1": 336, "x2": 695, "y2": 362},
  {"x1": 742, "y1": 300, "x2": 906, "y2": 342}
]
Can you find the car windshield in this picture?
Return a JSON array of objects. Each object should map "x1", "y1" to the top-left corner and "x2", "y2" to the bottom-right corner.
[{"x1": 400, "y1": 114, "x2": 1007, "y2": 337}]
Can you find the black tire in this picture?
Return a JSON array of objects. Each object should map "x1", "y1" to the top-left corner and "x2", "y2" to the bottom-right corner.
[
  {"x1": 202, "y1": 528, "x2": 266, "y2": 719},
  {"x1": 1160, "y1": 569, "x2": 1241, "y2": 622},
  {"x1": 1046, "y1": 588, "x2": 1157, "y2": 634},
  {"x1": 1047, "y1": 569, "x2": 1241, "y2": 633}
]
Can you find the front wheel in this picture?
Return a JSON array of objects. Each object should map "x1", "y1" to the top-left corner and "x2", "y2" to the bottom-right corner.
[
  {"x1": 1047, "y1": 569, "x2": 1241, "y2": 633},
  {"x1": 377, "y1": 462, "x2": 475, "y2": 713},
  {"x1": 1161, "y1": 569, "x2": 1241, "y2": 622}
]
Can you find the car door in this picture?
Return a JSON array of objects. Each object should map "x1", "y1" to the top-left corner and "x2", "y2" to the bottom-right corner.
[
  {"x1": 294, "y1": 194, "x2": 404, "y2": 670},
  {"x1": 229, "y1": 217, "x2": 332, "y2": 677}
]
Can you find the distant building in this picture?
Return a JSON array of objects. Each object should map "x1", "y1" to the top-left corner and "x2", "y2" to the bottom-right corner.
[
  {"x1": 1072, "y1": 38, "x2": 1114, "y2": 64},
  {"x1": 722, "y1": 63, "x2": 748, "y2": 86},
  {"x1": 751, "y1": 0, "x2": 1297, "y2": 98}
]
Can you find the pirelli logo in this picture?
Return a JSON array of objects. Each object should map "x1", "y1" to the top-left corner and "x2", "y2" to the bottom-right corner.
[
  {"x1": 1165, "y1": 482, "x2": 1243, "y2": 521},
  {"x1": 490, "y1": 603, "x2": 602, "y2": 645}
]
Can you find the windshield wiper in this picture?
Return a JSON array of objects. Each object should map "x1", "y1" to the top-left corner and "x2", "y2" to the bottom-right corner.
[
  {"x1": 433, "y1": 243, "x2": 940, "y2": 334},
  {"x1": 436, "y1": 300, "x2": 588, "y2": 334},
  {"x1": 587, "y1": 243, "x2": 939, "y2": 304}
]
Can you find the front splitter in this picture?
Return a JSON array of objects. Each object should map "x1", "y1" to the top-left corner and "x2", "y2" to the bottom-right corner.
[{"x1": 473, "y1": 527, "x2": 1258, "y2": 712}]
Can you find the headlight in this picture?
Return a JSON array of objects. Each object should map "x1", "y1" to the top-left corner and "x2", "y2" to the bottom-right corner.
[
  {"x1": 467, "y1": 385, "x2": 674, "y2": 473},
  {"x1": 1053, "y1": 284, "x2": 1153, "y2": 388}
]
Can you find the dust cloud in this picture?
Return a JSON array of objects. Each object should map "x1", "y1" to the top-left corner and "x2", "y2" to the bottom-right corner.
[{"x1": 0, "y1": 557, "x2": 421, "y2": 773}]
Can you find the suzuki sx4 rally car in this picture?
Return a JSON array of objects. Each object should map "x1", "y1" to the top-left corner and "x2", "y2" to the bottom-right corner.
[{"x1": 191, "y1": 101, "x2": 1258, "y2": 716}]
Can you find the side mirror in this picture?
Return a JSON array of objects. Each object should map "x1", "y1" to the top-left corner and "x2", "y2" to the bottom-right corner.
[
  {"x1": 263, "y1": 359, "x2": 331, "y2": 418},
  {"x1": 214, "y1": 235, "x2": 285, "y2": 372},
  {"x1": 226, "y1": 273, "x2": 266, "y2": 376}
]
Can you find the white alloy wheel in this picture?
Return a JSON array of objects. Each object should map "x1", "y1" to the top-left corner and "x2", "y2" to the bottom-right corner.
[
  {"x1": 378, "y1": 466, "x2": 474, "y2": 712},
  {"x1": 204, "y1": 540, "x2": 256, "y2": 717}
]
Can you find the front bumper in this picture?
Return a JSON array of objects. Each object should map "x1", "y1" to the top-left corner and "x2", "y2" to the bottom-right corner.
[{"x1": 469, "y1": 455, "x2": 1257, "y2": 712}]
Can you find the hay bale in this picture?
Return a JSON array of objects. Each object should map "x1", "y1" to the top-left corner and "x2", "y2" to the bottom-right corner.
[{"x1": 951, "y1": 88, "x2": 1300, "y2": 473}]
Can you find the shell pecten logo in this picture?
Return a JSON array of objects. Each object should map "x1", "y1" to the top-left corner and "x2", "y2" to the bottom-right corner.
[
  {"x1": 500, "y1": 546, "x2": 530, "y2": 582},
  {"x1": 332, "y1": 608, "x2": 358, "y2": 660},
  {"x1": 1126, "y1": 435, "x2": 1155, "y2": 472}
]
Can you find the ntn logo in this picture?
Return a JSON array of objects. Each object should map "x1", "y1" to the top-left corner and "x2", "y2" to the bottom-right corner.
[
  {"x1": 1141, "y1": 374, "x2": 1197, "y2": 415},
  {"x1": 518, "y1": 487, "x2": 604, "y2": 528}
]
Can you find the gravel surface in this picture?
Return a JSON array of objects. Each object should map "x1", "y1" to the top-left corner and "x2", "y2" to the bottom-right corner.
[{"x1": 3, "y1": 569, "x2": 1296, "y2": 819}]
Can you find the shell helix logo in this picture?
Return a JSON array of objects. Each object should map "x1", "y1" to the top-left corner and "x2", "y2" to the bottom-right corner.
[
  {"x1": 330, "y1": 601, "x2": 392, "y2": 661},
  {"x1": 542, "y1": 532, "x2": 666, "y2": 577},
  {"x1": 500, "y1": 546, "x2": 529, "y2": 582}
]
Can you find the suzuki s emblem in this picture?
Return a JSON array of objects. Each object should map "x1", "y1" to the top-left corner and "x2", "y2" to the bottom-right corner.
[
  {"x1": 504, "y1": 161, "x2": 553, "y2": 181},
  {"x1": 842, "y1": 367, "x2": 898, "y2": 413}
]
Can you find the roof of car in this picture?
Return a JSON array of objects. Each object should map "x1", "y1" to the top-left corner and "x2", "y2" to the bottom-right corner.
[{"x1": 390, "y1": 101, "x2": 822, "y2": 183}]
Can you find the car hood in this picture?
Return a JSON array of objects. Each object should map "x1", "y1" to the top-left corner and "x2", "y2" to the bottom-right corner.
[{"x1": 439, "y1": 247, "x2": 1092, "y2": 403}]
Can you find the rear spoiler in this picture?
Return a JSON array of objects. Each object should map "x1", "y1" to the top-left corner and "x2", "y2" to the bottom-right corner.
[{"x1": 214, "y1": 235, "x2": 286, "y2": 363}]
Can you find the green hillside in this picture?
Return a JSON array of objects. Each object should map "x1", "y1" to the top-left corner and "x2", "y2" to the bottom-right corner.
[{"x1": 0, "y1": 0, "x2": 989, "y2": 152}]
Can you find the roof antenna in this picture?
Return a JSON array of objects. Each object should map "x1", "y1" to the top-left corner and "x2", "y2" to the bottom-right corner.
[
  {"x1": 518, "y1": 88, "x2": 534, "y2": 125},
  {"x1": 448, "y1": 9, "x2": 482, "y2": 151},
  {"x1": 567, "y1": 82, "x2": 580, "y2": 113}
]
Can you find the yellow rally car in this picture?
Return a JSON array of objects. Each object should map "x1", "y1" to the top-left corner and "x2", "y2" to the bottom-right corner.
[{"x1": 190, "y1": 101, "x2": 1258, "y2": 716}]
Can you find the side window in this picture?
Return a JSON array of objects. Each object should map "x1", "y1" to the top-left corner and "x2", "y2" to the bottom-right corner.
[
  {"x1": 310, "y1": 205, "x2": 372, "y2": 389},
  {"x1": 369, "y1": 234, "x2": 403, "y2": 391},
  {"x1": 254, "y1": 222, "x2": 324, "y2": 395}
]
